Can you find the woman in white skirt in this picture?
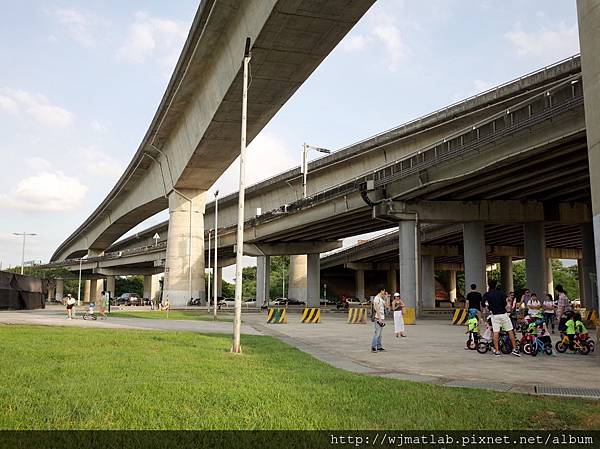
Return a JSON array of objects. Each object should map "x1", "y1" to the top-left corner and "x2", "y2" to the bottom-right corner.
[{"x1": 391, "y1": 292, "x2": 406, "y2": 337}]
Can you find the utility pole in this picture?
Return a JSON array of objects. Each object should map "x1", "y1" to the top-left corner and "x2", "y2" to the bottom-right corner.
[
  {"x1": 301, "y1": 144, "x2": 331, "y2": 198},
  {"x1": 232, "y1": 38, "x2": 251, "y2": 354},
  {"x1": 207, "y1": 229, "x2": 211, "y2": 310},
  {"x1": 13, "y1": 232, "x2": 36, "y2": 275},
  {"x1": 213, "y1": 190, "x2": 219, "y2": 320}
]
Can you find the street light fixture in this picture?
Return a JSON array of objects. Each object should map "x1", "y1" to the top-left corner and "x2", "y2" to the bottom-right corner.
[
  {"x1": 13, "y1": 232, "x2": 36, "y2": 275},
  {"x1": 207, "y1": 229, "x2": 212, "y2": 311},
  {"x1": 77, "y1": 255, "x2": 88, "y2": 306},
  {"x1": 301, "y1": 143, "x2": 331, "y2": 198}
]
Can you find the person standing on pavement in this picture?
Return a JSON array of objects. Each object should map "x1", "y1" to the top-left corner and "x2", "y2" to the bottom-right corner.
[
  {"x1": 483, "y1": 280, "x2": 520, "y2": 357},
  {"x1": 64, "y1": 294, "x2": 76, "y2": 320},
  {"x1": 465, "y1": 284, "x2": 482, "y2": 312},
  {"x1": 371, "y1": 286, "x2": 387, "y2": 353},
  {"x1": 391, "y1": 292, "x2": 406, "y2": 338}
]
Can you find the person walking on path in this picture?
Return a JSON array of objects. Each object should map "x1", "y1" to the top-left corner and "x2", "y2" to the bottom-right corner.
[
  {"x1": 371, "y1": 287, "x2": 387, "y2": 352},
  {"x1": 64, "y1": 294, "x2": 76, "y2": 320},
  {"x1": 99, "y1": 290, "x2": 109, "y2": 319},
  {"x1": 555, "y1": 284, "x2": 570, "y2": 319},
  {"x1": 391, "y1": 292, "x2": 406, "y2": 338},
  {"x1": 483, "y1": 280, "x2": 520, "y2": 357},
  {"x1": 543, "y1": 293, "x2": 556, "y2": 334}
]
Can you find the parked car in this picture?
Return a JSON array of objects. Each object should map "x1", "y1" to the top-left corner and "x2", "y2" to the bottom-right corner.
[{"x1": 115, "y1": 292, "x2": 141, "y2": 306}]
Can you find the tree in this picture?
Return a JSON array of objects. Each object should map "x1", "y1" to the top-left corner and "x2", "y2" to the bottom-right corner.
[{"x1": 115, "y1": 276, "x2": 144, "y2": 297}]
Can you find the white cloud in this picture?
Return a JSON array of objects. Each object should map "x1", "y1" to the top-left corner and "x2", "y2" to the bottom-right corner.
[
  {"x1": 0, "y1": 87, "x2": 73, "y2": 128},
  {"x1": 340, "y1": 34, "x2": 369, "y2": 52},
  {"x1": 505, "y1": 22, "x2": 579, "y2": 59},
  {"x1": 48, "y1": 7, "x2": 101, "y2": 47},
  {"x1": 0, "y1": 169, "x2": 88, "y2": 212},
  {"x1": 117, "y1": 11, "x2": 187, "y2": 70},
  {"x1": 90, "y1": 120, "x2": 109, "y2": 133},
  {"x1": 209, "y1": 131, "x2": 298, "y2": 197},
  {"x1": 338, "y1": 8, "x2": 410, "y2": 72},
  {"x1": 80, "y1": 147, "x2": 123, "y2": 178},
  {"x1": 25, "y1": 157, "x2": 53, "y2": 172}
]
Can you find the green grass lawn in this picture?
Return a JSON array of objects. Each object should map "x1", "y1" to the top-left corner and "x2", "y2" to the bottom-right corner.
[
  {"x1": 1, "y1": 325, "x2": 598, "y2": 430},
  {"x1": 108, "y1": 310, "x2": 232, "y2": 322}
]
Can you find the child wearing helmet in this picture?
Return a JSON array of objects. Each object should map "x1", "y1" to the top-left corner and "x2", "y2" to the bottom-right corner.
[
  {"x1": 574, "y1": 313, "x2": 588, "y2": 340},
  {"x1": 465, "y1": 309, "x2": 480, "y2": 350}
]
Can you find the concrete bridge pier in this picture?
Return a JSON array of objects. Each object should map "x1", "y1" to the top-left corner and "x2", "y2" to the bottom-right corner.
[
  {"x1": 288, "y1": 255, "x2": 307, "y2": 302},
  {"x1": 500, "y1": 256, "x2": 514, "y2": 293},
  {"x1": 216, "y1": 267, "x2": 222, "y2": 298},
  {"x1": 463, "y1": 222, "x2": 487, "y2": 296},
  {"x1": 421, "y1": 255, "x2": 435, "y2": 309},
  {"x1": 83, "y1": 280, "x2": 91, "y2": 303},
  {"x1": 524, "y1": 223, "x2": 547, "y2": 296},
  {"x1": 387, "y1": 269, "x2": 398, "y2": 295},
  {"x1": 164, "y1": 189, "x2": 206, "y2": 307},
  {"x1": 306, "y1": 253, "x2": 321, "y2": 308},
  {"x1": 399, "y1": 220, "x2": 418, "y2": 311},
  {"x1": 143, "y1": 275, "x2": 160, "y2": 303},
  {"x1": 546, "y1": 259, "x2": 554, "y2": 298},
  {"x1": 89, "y1": 279, "x2": 103, "y2": 304},
  {"x1": 47, "y1": 285, "x2": 55, "y2": 302},
  {"x1": 256, "y1": 255, "x2": 271, "y2": 308},
  {"x1": 106, "y1": 276, "x2": 116, "y2": 299},
  {"x1": 578, "y1": 0, "x2": 600, "y2": 308},
  {"x1": 580, "y1": 223, "x2": 598, "y2": 308},
  {"x1": 448, "y1": 270, "x2": 457, "y2": 303},
  {"x1": 355, "y1": 269, "x2": 365, "y2": 300},
  {"x1": 55, "y1": 279, "x2": 64, "y2": 302}
]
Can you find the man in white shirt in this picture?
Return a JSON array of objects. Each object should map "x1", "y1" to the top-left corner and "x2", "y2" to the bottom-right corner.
[{"x1": 371, "y1": 286, "x2": 387, "y2": 352}]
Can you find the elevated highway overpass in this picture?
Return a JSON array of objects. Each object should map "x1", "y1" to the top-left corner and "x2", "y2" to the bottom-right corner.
[
  {"x1": 50, "y1": 0, "x2": 376, "y2": 304},
  {"x1": 46, "y1": 55, "x2": 599, "y2": 315}
]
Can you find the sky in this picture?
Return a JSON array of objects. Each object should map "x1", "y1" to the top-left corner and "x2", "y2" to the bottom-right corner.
[{"x1": 0, "y1": 0, "x2": 581, "y2": 279}]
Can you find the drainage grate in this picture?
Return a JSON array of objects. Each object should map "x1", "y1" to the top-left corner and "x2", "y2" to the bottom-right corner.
[{"x1": 535, "y1": 386, "x2": 600, "y2": 399}]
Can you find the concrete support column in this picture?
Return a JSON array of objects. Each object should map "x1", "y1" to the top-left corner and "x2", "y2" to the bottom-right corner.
[
  {"x1": 546, "y1": 259, "x2": 554, "y2": 297},
  {"x1": 143, "y1": 275, "x2": 159, "y2": 302},
  {"x1": 524, "y1": 223, "x2": 547, "y2": 296},
  {"x1": 83, "y1": 279, "x2": 91, "y2": 303},
  {"x1": 577, "y1": 1, "x2": 600, "y2": 307},
  {"x1": 399, "y1": 220, "x2": 418, "y2": 310},
  {"x1": 387, "y1": 269, "x2": 398, "y2": 294},
  {"x1": 216, "y1": 267, "x2": 223, "y2": 297},
  {"x1": 256, "y1": 255, "x2": 271, "y2": 308},
  {"x1": 106, "y1": 276, "x2": 116, "y2": 299},
  {"x1": 581, "y1": 223, "x2": 598, "y2": 308},
  {"x1": 164, "y1": 189, "x2": 206, "y2": 307},
  {"x1": 306, "y1": 253, "x2": 320, "y2": 307},
  {"x1": 421, "y1": 255, "x2": 435, "y2": 309},
  {"x1": 47, "y1": 285, "x2": 55, "y2": 302},
  {"x1": 355, "y1": 269, "x2": 365, "y2": 300},
  {"x1": 89, "y1": 279, "x2": 102, "y2": 304},
  {"x1": 463, "y1": 222, "x2": 487, "y2": 295},
  {"x1": 288, "y1": 255, "x2": 307, "y2": 301},
  {"x1": 448, "y1": 270, "x2": 457, "y2": 302},
  {"x1": 55, "y1": 279, "x2": 64, "y2": 302},
  {"x1": 500, "y1": 256, "x2": 514, "y2": 293}
]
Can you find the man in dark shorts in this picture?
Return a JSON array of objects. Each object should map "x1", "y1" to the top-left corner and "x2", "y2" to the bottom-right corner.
[
  {"x1": 483, "y1": 280, "x2": 520, "y2": 357},
  {"x1": 465, "y1": 284, "x2": 482, "y2": 311}
]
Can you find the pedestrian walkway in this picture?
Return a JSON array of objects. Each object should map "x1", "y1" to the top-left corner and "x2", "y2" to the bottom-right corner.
[
  {"x1": 0, "y1": 308, "x2": 262, "y2": 336},
  {"x1": 244, "y1": 313, "x2": 600, "y2": 395}
]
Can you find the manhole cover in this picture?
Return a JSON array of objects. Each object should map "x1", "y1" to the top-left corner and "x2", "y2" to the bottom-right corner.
[{"x1": 535, "y1": 386, "x2": 600, "y2": 399}]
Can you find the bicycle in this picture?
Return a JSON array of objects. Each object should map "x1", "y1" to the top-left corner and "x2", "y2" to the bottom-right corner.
[
  {"x1": 555, "y1": 333, "x2": 590, "y2": 355},
  {"x1": 477, "y1": 331, "x2": 519, "y2": 354},
  {"x1": 522, "y1": 335, "x2": 553, "y2": 356}
]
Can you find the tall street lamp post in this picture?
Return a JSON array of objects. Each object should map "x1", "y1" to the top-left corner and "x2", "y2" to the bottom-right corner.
[
  {"x1": 213, "y1": 190, "x2": 219, "y2": 320},
  {"x1": 232, "y1": 38, "x2": 251, "y2": 354},
  {"x1": 13, "y1": 232, "x2": 36, "y2": 275}
]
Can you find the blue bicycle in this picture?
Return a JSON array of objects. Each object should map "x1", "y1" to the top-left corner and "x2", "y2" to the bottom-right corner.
[{"x1": 522, "y1": 335, "x2": 552, "y2": 356}]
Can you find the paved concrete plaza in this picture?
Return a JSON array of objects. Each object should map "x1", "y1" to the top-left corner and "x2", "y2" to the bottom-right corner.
[
  {"x1": 2, "y1": 307, "x2": 598, "y2": 395},
  {"x1": 244, "y1": 312, "x2": 600, "y2": 395}
]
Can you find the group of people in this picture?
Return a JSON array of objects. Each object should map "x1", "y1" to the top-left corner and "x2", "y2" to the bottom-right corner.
[
  {"x1": 62, "y1": 291, "x2": 110, "y2": 320},
  {"x1": 370, "y1": 287, "x2": 407, "y2": 352},
  {"x1": 464, "y1": 280, "x2": 583, "y2": 356}
]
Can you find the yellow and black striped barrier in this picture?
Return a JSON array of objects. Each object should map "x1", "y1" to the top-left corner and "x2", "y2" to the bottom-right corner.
[
  {"x1": 452, "y1": 309, "x2": 468, "y2": 325},
  {"x1": 584, "y1": 309, "x2": 597, "y2": 322},
  {"x1": 347, "y1": 308, "x2": 367, "y2": 324},
  {"x1": 301, "y1": 308, "x2": 321, "y2": 323},
  {"x1": 267, "y1": 308, "x2": 287, "y2": 324}
]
